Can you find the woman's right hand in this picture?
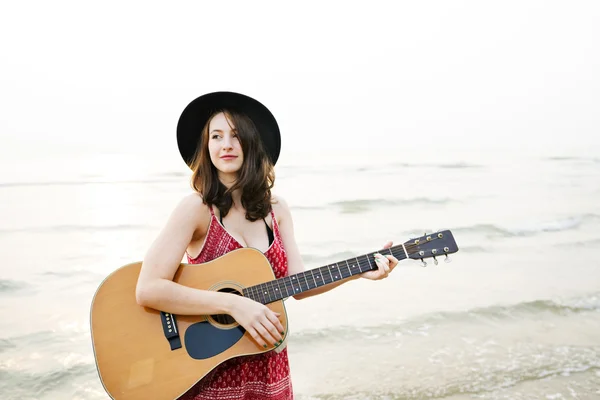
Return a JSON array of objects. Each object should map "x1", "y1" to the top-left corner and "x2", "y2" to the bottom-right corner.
[{"x1": 228, "y1": 296, "x2": 284, "y2": 348}]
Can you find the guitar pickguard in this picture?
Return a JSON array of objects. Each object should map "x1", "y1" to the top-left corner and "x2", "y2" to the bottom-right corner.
[{"x1": 185, "y1": 320, "x2": 246, "y2": 359}]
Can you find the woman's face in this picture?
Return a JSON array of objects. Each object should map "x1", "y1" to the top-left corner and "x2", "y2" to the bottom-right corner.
[{"x1": 207, "y1": 112, "x2": 244, "y2": 180}]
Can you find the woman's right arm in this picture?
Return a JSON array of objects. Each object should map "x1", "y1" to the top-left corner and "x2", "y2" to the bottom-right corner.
[
  {"x1": 135, "y1": 193, "x2": 236, "y2": 315},
  {"x1": 135, "y1": 194, "x2": 284, "y2": 347}
]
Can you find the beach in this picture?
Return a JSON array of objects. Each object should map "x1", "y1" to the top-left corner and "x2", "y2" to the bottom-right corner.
[{"x1": 1, "y1": 147, "x2": 599, "y2": 399}]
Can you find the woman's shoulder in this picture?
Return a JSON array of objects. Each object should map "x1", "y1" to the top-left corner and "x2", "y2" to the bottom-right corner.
[
  {"x1": 271, "y1": 194, "x2": 292, "y2": 220},
  {"x1": 178, "y1": 191, "x2": 207, "y2": 209},
  {"x1": 174, "y1": 192, "x2": 211, "y2": 227}
]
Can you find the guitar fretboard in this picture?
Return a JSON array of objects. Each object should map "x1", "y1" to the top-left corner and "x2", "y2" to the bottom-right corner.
[{"x1": 242, "y1": 245, "x2": 407, "y2": 304}]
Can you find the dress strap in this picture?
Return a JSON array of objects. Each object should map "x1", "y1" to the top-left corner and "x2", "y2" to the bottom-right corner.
[{"x1": 269, "y1": 208, "x2": 280, "y2": 238}]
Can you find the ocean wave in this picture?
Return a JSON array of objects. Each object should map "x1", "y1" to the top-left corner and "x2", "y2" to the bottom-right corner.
[
  {"x1": 0, "y1": 330, "x2": 57, "y2": 352},
  {"x1": 302, "y1": 245, "x2": 483, "y2": 266},
  {"x1": 282, "y1": 161, "x2": 483, "y2": 174},
  {"x1": 294, "y1": 294, "x2": 600, "y2": 399},
  {"x1": 293, "y1": 198, "x2": 455, "y2": 213},
  {"x1": 0, "y1": 178, "x2": 180, "y2": 188},
  {"x1": 292, "y1": 293, "x2": 600, "y2": 344},
  {"x1": 556, "y1": 238, "x2": 600, "y2": 248},
  {"x1": 333, "y1": 198, "x2": 454, "y2": 213},
  {"x1": 367, "y1": 161, "x2": 484, "y2": 171},
  {"x1": 545, "y1": 156, "x2": 600, "y2": 163},
  {"x1": 454, "y1": 214, "x2": 600, "y2": 238},
  {"x1": 455, "y1": 245, "x2": 488, "y2": 253},
  {"x1": 301, "y1": 251, "x2": 357, "y2": 265},
  {"x1": 0, "y1": 363, "x2": 94, "y2": 399},
  {"x1": 0, "y1": 338, "x2": 16, "y2": 353},
  {"x1": 428, "y1": 162, "x2": 483, "y2": 169},
  {"x1": 0, "y1": 224, "x2": 152, "y2": 235},
  {"x1": 307, "y1": 365, "x2": 600, "y2": 400},
  {"x1": 0, "y1": 279, "x2": 28, "y2": 294}
]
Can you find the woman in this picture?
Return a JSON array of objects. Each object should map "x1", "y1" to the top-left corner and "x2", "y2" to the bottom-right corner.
[{"x1": 135, "y1": 91, "x2": 399, "y2": 400}]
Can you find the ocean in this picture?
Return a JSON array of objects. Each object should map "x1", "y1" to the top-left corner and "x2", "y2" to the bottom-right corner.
[{"x1": 1, "y1": 147, "x2": 599, "y2": 399}]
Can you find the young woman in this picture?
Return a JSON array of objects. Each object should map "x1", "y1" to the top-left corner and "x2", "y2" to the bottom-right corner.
[{"x1": 135, "y1": 91, "x2": 399, "y2": 400}]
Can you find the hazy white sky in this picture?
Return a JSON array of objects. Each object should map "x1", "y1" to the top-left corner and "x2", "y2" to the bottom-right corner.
[{"x1": 1, "y1": 1, "x2": 599, "y2": 162}]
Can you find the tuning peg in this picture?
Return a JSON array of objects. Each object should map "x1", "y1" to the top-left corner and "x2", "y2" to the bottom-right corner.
[
  {"x1": 444, "y1": 254, "x2": 452, "y2": 263},
  {"x1": 420, "y1": 258, "x2": 427, "y2": 267},
  {"x1": 433, "y1": 256, "x2": 438, "y2": 265}
]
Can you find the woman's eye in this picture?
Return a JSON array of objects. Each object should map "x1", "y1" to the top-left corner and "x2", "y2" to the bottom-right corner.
[{"x1": 211, "y1": 134, "x2": 220, "y2": 139}]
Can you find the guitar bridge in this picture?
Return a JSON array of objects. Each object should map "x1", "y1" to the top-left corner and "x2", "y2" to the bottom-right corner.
[{"x1": 160, "y1": 311, "x2": 181, "y2": 350}]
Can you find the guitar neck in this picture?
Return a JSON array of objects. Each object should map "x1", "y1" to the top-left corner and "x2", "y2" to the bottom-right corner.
[{"x1": 242, "y1": 244, "x2": 408, "y2": 304}]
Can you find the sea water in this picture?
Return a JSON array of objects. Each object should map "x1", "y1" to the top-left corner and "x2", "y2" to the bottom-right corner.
[{"x1": 0, "y1": 147, "x2": 599, "y2": 399}]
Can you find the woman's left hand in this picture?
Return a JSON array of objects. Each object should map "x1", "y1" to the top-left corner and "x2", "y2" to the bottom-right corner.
[{"x1": 359, "y1": 241, "x2": 399, "y2": 281}]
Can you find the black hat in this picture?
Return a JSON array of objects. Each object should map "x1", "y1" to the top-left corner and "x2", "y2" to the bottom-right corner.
[{"x1": 176, "y1": 91, "x2": 281, "y2": 169}]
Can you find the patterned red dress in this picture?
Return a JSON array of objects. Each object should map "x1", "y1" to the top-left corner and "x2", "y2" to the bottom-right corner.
[{"x1": 178, "y1": 206, "x2": 294, "y2": 400}]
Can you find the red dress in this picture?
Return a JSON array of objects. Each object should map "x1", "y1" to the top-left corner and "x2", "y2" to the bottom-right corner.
[{"x1": 178, "y1": 207, "x2": 294, "y2": 400}]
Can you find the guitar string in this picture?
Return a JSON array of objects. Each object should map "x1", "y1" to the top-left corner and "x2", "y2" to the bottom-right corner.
[{"x1": 245, "y1": 237, "x2": 454, "y2": 303}]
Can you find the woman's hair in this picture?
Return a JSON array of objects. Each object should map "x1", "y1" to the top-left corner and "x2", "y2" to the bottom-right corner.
[{"x1": 189, "y1": 109, "x2": 275, "y2": 221}]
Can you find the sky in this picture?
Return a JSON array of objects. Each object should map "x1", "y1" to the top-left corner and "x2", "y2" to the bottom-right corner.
[{"x1": 1, "y1": 1, "x2": 599, "y2": 166}]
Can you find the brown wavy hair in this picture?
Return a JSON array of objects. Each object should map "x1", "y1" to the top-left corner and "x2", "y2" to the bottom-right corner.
[{"x1": 189, "y1": 109, "x2": 275, "y2": 221}]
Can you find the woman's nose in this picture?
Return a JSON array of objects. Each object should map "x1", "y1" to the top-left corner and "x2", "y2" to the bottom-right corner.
[{"x1": 222, "y1": 136, "x2": 233, "y2": 149}]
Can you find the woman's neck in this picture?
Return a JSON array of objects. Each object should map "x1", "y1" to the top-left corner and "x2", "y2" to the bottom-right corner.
[
  {"x1": 218, "y1": 175, "x2": 242, "y2": 206},
  {"x1": 229, "y1": 190, "x2": 242, "y2": 206}
]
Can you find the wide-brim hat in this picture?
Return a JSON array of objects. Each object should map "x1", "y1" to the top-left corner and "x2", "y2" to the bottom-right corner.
[{"x1": 176, "y1": 91, "x2": 281, "y2": 169}]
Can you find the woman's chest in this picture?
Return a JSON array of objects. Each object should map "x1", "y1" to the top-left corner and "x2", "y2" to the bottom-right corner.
[{"x1": 221, "y1": 211, "x2": 272, "y2": 253}]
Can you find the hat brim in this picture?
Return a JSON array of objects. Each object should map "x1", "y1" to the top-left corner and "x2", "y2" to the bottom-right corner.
[{"x1": 176, "y1": 91, "x2": 281, "y2": 168}]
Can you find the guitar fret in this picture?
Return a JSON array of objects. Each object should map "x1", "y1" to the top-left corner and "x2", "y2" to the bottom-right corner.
[
  {"x1": 261, "y1": 283, "x2": 269, "y2": 304},
  {"x1": 308, "y1": 272, "x2": 315, "y2": 289},
  {"x1": 303, "y1": 271, "x2": 317, "y2": 290},
  {"x1": 295, "y1": 274, "x2": 304, "y2": 292},
  {"x1": 367, "y1": 256, "x2": 377, "y2": 269},
  {"x1": 244, "y1": 243, "x2": 413, "y2": 305},
  {"x1": 279, "y1": 278, "x2": 288, "y2": 298},
  {"x1": 291, "y1": 275, "x2": 299, "y2": 294},
  {"x1": 264, "y1": 283, "x2": 271, "y2": 303},
  {"x1": 269, "y1": 279, "x2": 278, "y2": 301},
  {"x1": 275, "y1": 280, "x2": 282, "y2": 298},
  {"x1": 344, "y1": 260, "x2": 352, "y2": 278},
  {"x1": 354, "y1": 257, "x2": 362, "y2": 274},
  {"x1": 255, "y1": 285, "x2": 261, "y2": 303},
  {"x1": 254, "y1": 284, "x2": 262, "y2": 303},
  {"x1": 315, "y1": 270, "x2": 323, "y2": 286},
  {"x1": 300, "y1": 274, "x2": 308, "y2": 291}
]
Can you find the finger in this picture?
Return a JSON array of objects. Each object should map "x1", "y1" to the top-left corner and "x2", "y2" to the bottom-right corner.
[
  {"x1": 262, "y1": 316, "x2": 283, "y2": 343},
  {"x1": 248, "y1": 327, "x2": 268, "y2": 348},
  {"x1": 375, "y1": 254, "x2": 390, "y2": 268},
  {"x1": 384, "y1": 255, "x2": 398, "y2": 268},
  {"x1": 382, "y1": 241, "x2": 393, "y2": 249},
  {"x1": 254, "y1": 323, "x2": 279, "y2": 347},
  {"x1": 374, "y1": 256, "x2": 389, "y2": 277},
  {"x1": 261, "y1": 319, "x2": 282, "y2": 346},
  {"x1": 266, "y1": 312, "x2": 285, "y2": 336}
]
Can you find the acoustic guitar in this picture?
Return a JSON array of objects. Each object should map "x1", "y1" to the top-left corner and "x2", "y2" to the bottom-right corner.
[{"x1": 90, "y1": 230, "x2": 459, "y2": 399}]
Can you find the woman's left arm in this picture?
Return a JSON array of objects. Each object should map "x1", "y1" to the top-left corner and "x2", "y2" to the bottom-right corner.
[{"x1": 274, "y1": 196, "x2": 399, "y2": 301}]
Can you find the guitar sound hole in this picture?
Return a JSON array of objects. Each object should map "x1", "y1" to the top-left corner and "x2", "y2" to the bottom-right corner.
[{"x1": 211, "y1": 287, "x2": 241, "y2": 325}]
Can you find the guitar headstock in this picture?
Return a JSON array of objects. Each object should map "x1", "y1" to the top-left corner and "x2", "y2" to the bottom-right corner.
[{"x1": 403, "y1": 230, "x2": 459, "y2": 266}]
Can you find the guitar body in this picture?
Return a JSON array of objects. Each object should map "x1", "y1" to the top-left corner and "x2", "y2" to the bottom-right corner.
[{"x1": 90, "y1": 247, "x2": 288, "y2": 400}]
